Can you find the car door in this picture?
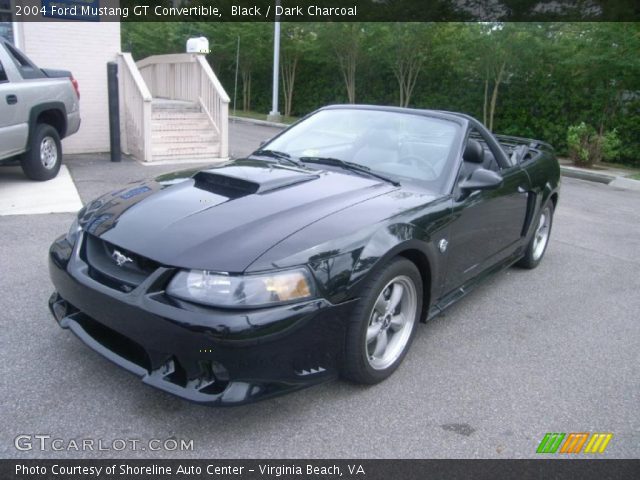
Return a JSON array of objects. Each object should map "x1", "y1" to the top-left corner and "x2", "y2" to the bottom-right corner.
[
  {"x1": 0, "y1": 45, "x2": 28, "y2": 160},
  {"x1": 442, "y1": 129, "x2": 531, "y2": 294}
]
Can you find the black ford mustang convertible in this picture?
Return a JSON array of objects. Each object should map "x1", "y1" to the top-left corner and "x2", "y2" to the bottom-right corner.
[{"x1": 49, "y1": 105, "x2": 560, "y2": 405}]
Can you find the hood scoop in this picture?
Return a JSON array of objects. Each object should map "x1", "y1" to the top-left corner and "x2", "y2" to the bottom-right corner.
[
  {"x1": 194, "y1": 163, "x2": 319, "y2": 198},
  {"x1": 194, "y1": 171, "x2": 259, "y2": 199}
]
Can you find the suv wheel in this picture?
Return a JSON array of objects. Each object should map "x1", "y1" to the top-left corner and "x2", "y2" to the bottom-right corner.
[{"x1": 21, "y1": 123, "x2": 62, "y2": 181}]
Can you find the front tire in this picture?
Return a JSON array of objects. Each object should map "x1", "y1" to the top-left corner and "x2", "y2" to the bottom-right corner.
[
  {"x1": 21, "y1": 123, "x2": 62, "y2": 181},
  {"x1": 517, "y1": 202, "x2": 554, "y2": 269},
  {"x1": 342, "y1": 258, "x2": 423, "y2": 384}
]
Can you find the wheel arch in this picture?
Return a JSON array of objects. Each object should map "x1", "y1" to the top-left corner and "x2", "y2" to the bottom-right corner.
[
  {"x1": 396, "y1": 248, "x2": 432, "y2": 323},
  {"x1": 349, "y1": 224, "x2": 440, "y2": 323},
  {"x1": 27, "y1": 103, "x2": 68, "y2": 148}
]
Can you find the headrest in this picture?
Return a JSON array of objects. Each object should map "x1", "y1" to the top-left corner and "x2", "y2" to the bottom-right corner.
[{"x1": 463, "y1": 139, "x2": 484, "y2": 164}]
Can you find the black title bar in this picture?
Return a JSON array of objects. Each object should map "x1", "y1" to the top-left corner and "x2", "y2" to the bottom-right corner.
[
  {"x1": 10, "y1": 0, "x2": 640, "y2": 22},
  {"x1": 2, "y1": 459, "x2": 640, "y2": 480}
]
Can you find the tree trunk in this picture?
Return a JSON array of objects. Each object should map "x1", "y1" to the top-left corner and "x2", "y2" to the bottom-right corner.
[
  {"x1": 281, "y1": 53, "x2": 298, "y2": 118},
  {"x1": 347, "y1": 51, "x2": 357, "y2": 103},
  {"x1": 241, "y1": 69, "x2": 251, "y2": 112},
  {"x1": 337, "y1": 48, "x2": 357, "y2": 103},
  {"x1": 489, "y1": 61, "x2": 506, "y2": 132},
  {"x1": 403, "y1": 58, "x2": 423, "y2": 107},
  {"x1": 483, "y1": 75, "x2": 489, "y2": 126}
]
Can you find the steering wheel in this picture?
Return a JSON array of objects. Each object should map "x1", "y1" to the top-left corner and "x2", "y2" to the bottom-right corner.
[{"x1": 398, "y1": 155, "x2": 438, "y2": 180}]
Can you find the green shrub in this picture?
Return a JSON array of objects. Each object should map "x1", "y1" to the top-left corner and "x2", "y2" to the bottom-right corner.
[
  {"x1": 567, "y1": 123, "x2": 621, "y2": 167},
  {"x1": 601, "y1": 129, "x2": 622, "y2": 162},
  {"x1": 567, "y1": 123, "x2": 593, "y2": 166}
]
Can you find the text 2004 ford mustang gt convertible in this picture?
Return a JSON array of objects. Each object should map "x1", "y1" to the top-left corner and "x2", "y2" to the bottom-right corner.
[{"x1": 49, "y1": 106, "x2": 560, "y2": 405}]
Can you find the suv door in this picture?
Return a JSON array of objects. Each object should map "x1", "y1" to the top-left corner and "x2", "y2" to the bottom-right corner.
[
  {"x1": 0, "y1": 45, "x2": 28, "y2": 160},
  {"x1": 442, "y1": 129, "x2": 531, "y2": 293}
]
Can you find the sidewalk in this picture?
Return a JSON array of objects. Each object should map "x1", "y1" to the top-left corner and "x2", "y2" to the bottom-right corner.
[{"x1": 559, "y1": 158, "x2": 640, "y2": 191}]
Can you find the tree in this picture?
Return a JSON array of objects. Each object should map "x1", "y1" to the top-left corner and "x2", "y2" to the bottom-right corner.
[
  {"x1": 560, "y1": 23, "x2": 640, "y2": 134},
  {"x1": 380, "y1": 23, "x2": 432, "y2": 107},
  {"x1": 219, "y1": 23, "x2": 271, "y2": 112},
  {"x1": 475, "y1": 24, "x2": 512, "y2": 131},
  {"x1": 322, "y1": 23, "x2": 366, "y2": 103},
  {"x1": 122, "y1": 22, "x2": 184, "y2": 60},
  {"x1": 280, "y1": 24, "x2": 317, "y2": 117}
]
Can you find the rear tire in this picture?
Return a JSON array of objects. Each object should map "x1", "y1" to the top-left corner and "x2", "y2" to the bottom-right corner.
[
  {"x1": 21, "y1": 123, "x2": 62, "y2": 181},
  {"x1": 342, "y1": 258, "x2": 423, "y2": 384},
  {"x1": 517, "y1": 202, "x2": 554, "y2": 269}
]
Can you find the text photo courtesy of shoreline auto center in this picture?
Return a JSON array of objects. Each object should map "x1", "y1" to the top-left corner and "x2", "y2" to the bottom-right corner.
[{"x1": 0, "y1": 0, "x2": 639, "y2": 479}]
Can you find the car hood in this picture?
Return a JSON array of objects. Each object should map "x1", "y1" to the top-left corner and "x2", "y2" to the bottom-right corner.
[{"x1": 78, "y1": 159, "x2": 398, "y2": 272}]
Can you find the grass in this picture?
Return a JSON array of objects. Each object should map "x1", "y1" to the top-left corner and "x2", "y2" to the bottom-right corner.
[
  {"x1": 230, "y1": 109, "x2": 298, "y2": 125},
  {"x1": 629, "y1": 173, "x2": 640, "y2": 181}
]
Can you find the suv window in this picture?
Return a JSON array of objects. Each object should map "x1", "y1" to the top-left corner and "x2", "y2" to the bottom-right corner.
[
  {"x1": 4, "y1": 41, "x2": 44, "y2": 80},
  {"x1": 0, "y1": 60, "x2": 7, "y2": 82}
]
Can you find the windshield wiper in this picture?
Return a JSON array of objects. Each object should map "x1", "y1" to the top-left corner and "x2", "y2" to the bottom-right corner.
[
  {"x1": 300, "y1": 157, "x2": 400, "y2": 186},
  {"x1": 252, "y1": 149, "x2": 302, "y2": 167}
]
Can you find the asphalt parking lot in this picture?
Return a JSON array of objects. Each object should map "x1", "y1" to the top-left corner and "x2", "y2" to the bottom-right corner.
[{"x1": 1, "y1": 120, "x2": 638, "y2": 459}]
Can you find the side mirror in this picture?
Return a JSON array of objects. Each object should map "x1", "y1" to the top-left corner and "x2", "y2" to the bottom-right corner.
[{"x1": 459, "y1": 168, "x2": 503, "y2": 194}]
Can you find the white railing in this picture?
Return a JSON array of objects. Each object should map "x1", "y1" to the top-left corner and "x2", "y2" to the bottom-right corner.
[
  {"x1": 117, "y1": 53, "x2": 152, "y2": 162},
  {"x1": 136, "y1": 53, "x2": 230, "y2": 158}
]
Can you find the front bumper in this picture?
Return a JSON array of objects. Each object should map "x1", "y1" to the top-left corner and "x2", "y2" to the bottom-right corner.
[{"x1": 48, "y1": 235, "x2": 354, "y2": 405}]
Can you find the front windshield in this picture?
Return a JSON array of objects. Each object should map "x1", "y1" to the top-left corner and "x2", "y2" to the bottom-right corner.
[{"x1": 264, "y1": 108, "x2": 460, "y2": 191}]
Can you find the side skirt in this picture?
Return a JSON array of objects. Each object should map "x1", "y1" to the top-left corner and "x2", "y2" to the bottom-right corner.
[{"x1": 426, "y1": 250, "x2": 524, "y2": 321}]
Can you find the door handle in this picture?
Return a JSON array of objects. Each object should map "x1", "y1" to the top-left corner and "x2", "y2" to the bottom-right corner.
[{"x1": 6, "y1": 94, "x2": 17, "y2": 105}]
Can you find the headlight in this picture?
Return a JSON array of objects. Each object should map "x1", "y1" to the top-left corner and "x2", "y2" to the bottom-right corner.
[
  {"x1": 166, "y1": 268, "x2": 315, "y2": 308},
  {"x1": 65, "y1": 216, "x2": 82, "y2": 246}
]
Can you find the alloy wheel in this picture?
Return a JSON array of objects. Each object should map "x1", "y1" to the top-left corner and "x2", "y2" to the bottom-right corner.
[
  {"x1": 532, "y1": 206, "x2": 551, "y2": 261},
  {"x1": 366, "y1": 275, "x2": 418, "y2": 370}
]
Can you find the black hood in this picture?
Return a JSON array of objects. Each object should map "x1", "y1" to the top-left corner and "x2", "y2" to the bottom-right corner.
[{"x1": 79, "y1": 159, "x2": 397, "y2": 272}]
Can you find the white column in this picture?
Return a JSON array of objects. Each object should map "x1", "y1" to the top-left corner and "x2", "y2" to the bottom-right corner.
[{"x1": 267, "y1": 0, "x2": 282, "y2": 122}]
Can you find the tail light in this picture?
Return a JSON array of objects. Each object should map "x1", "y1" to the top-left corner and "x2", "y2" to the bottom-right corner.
[{"x1": 70, "y1": 75, "x2": 80, "y2": 99}]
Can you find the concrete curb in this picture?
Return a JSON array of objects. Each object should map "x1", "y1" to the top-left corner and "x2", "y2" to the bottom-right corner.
[
  {"x1": 609, "y1": 177, "x2": 640, "y2": 192},
  {"x1": 560, "y1": 166, "x2": 615, "y2": 184},
  {"x1": 560, "y1": 165, "x2": 640, "y2": 191},
  {"x1": 230, "y1": 116, "x2": 289, "y2": 129}
]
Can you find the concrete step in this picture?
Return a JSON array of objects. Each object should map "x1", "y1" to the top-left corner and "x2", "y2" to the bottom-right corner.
[
  {"x1": 151, "y1": 99, "x2": 200, "y2": 112},
  {"x1": 152, "y1": 132, "x2": 218, "y2": 144},
  {"x1": 151, "y1": 153, "x2": 225, "y2": 162},
  {"x1": 151, "y1": 121, "x2": 214, "y2": 132},
  {"x1": 152, "y1": 112, "x2": 210, "y2": 121},
  {"x1": 152, "y1": 143, "x2": 221, "y2": 157},
  {"x1": 153, "y1": 137, "x2": 218, "y2": 145},
  {"x1": 152, "y1": 105, "x2": 201, "y2": 113},
  {"x1": 147, "y1": 99, "x2": 221, "y2": 163}
]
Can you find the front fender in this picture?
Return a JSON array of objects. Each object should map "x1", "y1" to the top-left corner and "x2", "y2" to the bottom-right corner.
[
  {"x1": 351, "y1": 224, "x2": 439, "y2": 294},
  {"x1": 308, "y1": 222, "x2": 441, "y2": 312}
]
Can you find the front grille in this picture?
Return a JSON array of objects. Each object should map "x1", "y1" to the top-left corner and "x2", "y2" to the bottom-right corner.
[{"x1": 82, "y1": 234, "x2": 160, "y2": 292}]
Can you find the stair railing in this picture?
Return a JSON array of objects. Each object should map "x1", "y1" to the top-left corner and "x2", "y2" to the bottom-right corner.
[
  {"x1": 136, "y1": 53, "x2": 230, "y2": 159},
  {"x1": 117, "y1": 53, "x2": 152, "y2": 162}
]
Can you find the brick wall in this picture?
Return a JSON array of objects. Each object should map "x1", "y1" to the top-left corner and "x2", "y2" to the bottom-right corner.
[{"x1": 18, "y1": 21, "x2": 121, "y2": 154}]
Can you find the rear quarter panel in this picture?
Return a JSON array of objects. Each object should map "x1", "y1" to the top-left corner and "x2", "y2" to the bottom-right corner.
[{"x1": 520, "y1": 147, "x2": 560, "y2": 238}]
